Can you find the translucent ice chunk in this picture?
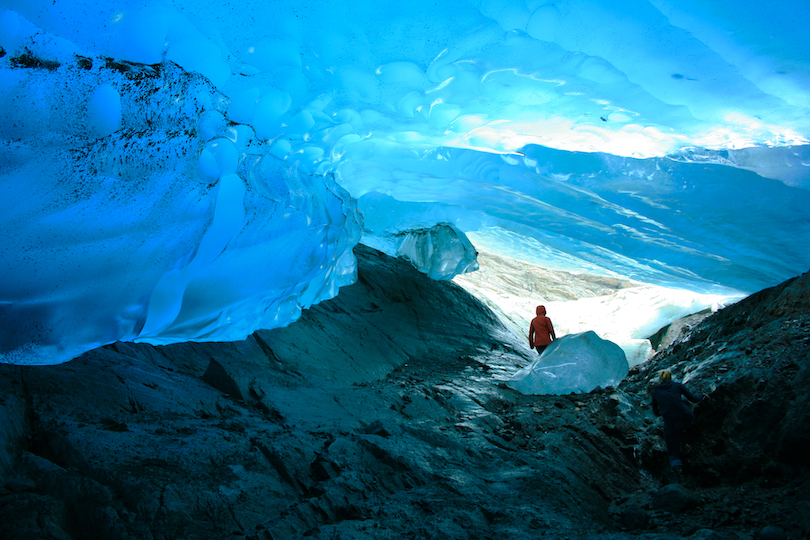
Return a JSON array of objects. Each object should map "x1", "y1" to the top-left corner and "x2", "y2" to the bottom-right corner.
[
  {"x1": 362, "y1": 222, "x2": 479, "y2": 281},
  {"x1": 507, "y1": 331, "x2": 629, "y2": 395},
  {"x1": 394, "y1": 223, "x2": 479, "y2": 281}
]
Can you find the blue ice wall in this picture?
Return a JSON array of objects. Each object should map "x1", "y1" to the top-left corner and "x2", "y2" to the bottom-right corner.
[
  {"x1": 340, "y1": 144, "x2": 810, "y2": 292},
  {"x1": 1, "y1": 1, "x2": 809, "y2": 364},
  {"x1": 0, "y1": 57, "x2": 361, "y2": 364}
]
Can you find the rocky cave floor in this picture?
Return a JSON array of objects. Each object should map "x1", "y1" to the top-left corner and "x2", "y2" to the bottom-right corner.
[
  {"x1": 1, "y1": 248, "x2": 808, "y2": 540},
  {"x1": 386, "y1": 324, "x2": 810, "y2": 540}
]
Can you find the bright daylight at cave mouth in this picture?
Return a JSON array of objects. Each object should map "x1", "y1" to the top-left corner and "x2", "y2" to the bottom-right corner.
[{"x1": 1, "y1": 0, "x2": 810, "y2": 539}]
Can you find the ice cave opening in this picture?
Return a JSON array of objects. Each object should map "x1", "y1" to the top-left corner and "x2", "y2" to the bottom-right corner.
[{"x1": 1, "y1": 0, "x2": 809, "y2": 370}]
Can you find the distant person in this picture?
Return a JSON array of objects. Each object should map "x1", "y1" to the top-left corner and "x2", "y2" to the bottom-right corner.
[
  {"x1": 529, "y1": 305, "x2": 556, "y2": 355},
  {"x1": 651, "y1": 370, "x2": 709, "y2": 475}
]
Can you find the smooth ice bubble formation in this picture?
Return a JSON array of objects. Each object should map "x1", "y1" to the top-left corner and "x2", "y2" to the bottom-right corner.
[
  {"x1": 86, "y1": 83, "x2": 121, "y2": 138},
  {"x1": 507, "y1": 331, "x2": 629, "y2": 395}
]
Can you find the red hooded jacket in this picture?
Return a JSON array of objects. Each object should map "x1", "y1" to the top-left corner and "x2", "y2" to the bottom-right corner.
[{"x1": 529, "y1": 305, "x2": 556, "y2": 347}]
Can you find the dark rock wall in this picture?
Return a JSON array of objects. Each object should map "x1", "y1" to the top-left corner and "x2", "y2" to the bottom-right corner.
[
  {"x1": 0, "y1": 248, "x2": 808, "y2": 540},
  {"x1": 619, "y1": 271, "x2": 810, "y2": 537},
  {"x1": 625, "y1": 271, "x2": 810, "y2": 482}
]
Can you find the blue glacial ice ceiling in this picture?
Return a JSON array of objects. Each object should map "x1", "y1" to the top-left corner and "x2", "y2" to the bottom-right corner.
[{"x1": 1, "y1": 0, "x2": 810, "y2": 365}]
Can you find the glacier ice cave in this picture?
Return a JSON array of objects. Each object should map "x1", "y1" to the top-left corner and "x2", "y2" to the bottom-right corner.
[{"x1": 1, "y1": 0, "x2": 810, "y2": 366}]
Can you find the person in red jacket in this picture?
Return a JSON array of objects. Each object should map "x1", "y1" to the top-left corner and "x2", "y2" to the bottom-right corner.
[{"x1": 529, "y1": 305, "x2": 556, "y2": 355}]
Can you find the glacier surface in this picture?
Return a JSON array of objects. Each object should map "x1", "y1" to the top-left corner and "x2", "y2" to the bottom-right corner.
[{"x1": 1, "y1": 0, "x2": 810, "y2": 364}]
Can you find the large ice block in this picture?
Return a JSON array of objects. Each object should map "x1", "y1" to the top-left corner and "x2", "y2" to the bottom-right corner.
[{"x1": 507, "y1": 331, "x2": 629, "y2": 395}]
